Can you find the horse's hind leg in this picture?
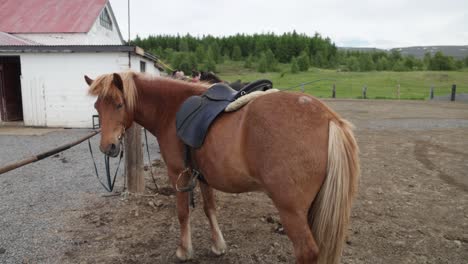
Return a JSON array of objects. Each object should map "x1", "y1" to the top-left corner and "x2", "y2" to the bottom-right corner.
[
  {"x1": 200, "y1": 182, "x2": 227, "y2": 255},
  {"x1": 175, "y1": 191, "x2": 193, "y2": 261},
  {"x1": 270, "y1": 190, "x2": 320, "y2": 263}
]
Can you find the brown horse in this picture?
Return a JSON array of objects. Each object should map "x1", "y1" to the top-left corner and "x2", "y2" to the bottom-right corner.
[{"x1": 85, "y1": 71, "x2": 360, "y2": 264}]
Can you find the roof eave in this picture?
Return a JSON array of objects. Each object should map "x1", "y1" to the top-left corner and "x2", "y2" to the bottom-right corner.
[{"x1": 0, "y1": 45, "x2": 159, "y2": 63}]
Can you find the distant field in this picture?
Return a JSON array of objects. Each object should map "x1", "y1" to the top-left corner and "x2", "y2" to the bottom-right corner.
[{"x1": 217, "y1": 61, "x2": 468, "y2": 99}]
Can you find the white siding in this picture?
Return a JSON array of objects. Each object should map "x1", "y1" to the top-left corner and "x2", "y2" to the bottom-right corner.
[
  {"x1": 14, "y1": 4, "x2": 123, "y2": 45},
  {"x1": 12, "y1": 52, "x2": 159, "y2": 128}
]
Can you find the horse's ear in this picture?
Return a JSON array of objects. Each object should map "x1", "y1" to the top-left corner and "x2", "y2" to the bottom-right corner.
[
  {"x1": 84, "y1": 75, "x2": 93, "y2": 86},
  {"x1": 113, "y1": 73, "x2": 124, "y2": 92}
]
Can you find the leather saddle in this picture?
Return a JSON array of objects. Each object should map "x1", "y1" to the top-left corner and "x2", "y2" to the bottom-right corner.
[{"x1": 176, "y1": 79, "x2": 272, "y2": 148}]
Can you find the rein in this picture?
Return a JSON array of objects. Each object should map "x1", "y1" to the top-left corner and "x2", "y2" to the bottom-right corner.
[{"x1": 88, "y1": 138, "x2": 123, "y2": 192}]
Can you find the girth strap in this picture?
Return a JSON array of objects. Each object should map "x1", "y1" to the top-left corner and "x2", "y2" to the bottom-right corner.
[{"x1": 183, "y1": 144, "x2": 207, "y2": 185}]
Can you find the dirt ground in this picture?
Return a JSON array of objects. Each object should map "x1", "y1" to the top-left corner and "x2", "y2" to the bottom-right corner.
[{"x1": 58, "y1": 100, "x2": 467, "y2": 264}]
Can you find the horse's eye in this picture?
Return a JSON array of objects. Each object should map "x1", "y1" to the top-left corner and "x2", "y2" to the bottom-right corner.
[{"x1": 116, "y1": 103, "x2": 123, "y2": 109}]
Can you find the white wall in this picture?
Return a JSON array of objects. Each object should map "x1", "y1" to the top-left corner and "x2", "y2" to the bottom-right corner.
[
  {"x1": 7, "y1": 52, "x2": 159, "y2": 127},
  {"x1": 14, "y1": 4, "x2": 122, "y2": 45}
]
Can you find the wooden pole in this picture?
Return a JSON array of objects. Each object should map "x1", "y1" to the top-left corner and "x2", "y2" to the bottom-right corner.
[
  {"x1": 0, "y1": 130, "x2": 99, "y2": 175},
  {"x1": 397, "y1": 83, "x2": 400, "y2": 100},
  {"x1": 124, "y1": 124, "x2": 145, "y2": 193},
  {"x1": 430, "y1": 86, "x2": 434, "y2": 100},
  {"x1": 451, "y1": 84, "x2": 456, "y2": 101},
  {"x1": 332, "y1": 83, "x2": 336, "y2": 98}
]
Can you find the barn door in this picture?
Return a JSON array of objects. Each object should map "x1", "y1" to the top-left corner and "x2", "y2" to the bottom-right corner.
[{"x1": 0, "y1": 57, "x2": 23, "y2": 121}]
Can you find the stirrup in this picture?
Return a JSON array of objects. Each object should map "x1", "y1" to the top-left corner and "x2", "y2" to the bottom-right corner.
[{"x1": 175, "y1": 168, "x2": 200, "y2": 192}]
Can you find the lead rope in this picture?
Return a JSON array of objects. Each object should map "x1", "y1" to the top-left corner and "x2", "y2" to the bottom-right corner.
[
  {"x1": 88, "y1": 139, "x2": 123, "y2": 192},
  {"x1": 143, "y1": 129, "x2": 159, "y2": 192}
]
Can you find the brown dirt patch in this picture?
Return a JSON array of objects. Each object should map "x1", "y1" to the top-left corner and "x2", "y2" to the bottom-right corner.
[{"x1": 60, "y1": 100, "x2": 468, "y2": 264}]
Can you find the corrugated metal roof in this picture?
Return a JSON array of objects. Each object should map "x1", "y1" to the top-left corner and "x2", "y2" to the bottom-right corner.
[
  {"x1": 0, "y1": 32, "x2": 39, "y2": 45},
  {"x1": 0, "y1": 0, "x2": 108, "y2": 33},
  {"x1": 0, "y1": 45, "x2": 160, "y2": 63}
]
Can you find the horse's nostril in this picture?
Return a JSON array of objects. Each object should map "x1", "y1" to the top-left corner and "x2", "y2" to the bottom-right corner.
[{"x1": 110, "y1": 144, "x2": 117, "y2": 151}]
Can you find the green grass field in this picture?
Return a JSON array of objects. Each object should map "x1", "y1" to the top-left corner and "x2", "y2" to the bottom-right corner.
[{"x1": 216, "y1": 61, "x2": 468, "y2": 100}]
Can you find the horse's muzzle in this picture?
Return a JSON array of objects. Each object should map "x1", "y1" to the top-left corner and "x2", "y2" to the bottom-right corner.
[{"x1": 101, "y1": 143, "x2": 120, "y2": 157}]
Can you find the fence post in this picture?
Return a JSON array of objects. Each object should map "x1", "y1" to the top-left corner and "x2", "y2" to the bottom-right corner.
[
  {"x1": 125, "y1": 124, "x2": 145, "y2": 193},
  {"x1": 332, "y1": 84, "x2": 336, "y2": 98},
  {"x1": 362, "y1": 86, "x2": 367, "y2": 99},
  {"x1": 301, "y1": 83, "x2": 304, "y2": 93},
  {"x1": 397, "y1": 84, "x2": 400, "y2": 100},
  {"x1": 451, "y1": 84, "x2": 456, "y2": 101},
  {"x1": 430, "y1": 86, "x2": 434, "y2": 100}
]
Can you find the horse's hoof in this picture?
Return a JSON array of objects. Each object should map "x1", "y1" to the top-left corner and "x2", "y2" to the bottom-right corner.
[
  {"x1": 176, "y1": 246, "x2": 193, "y2": 262},
  {"x1": 211, "y1": 240, "x2": 227, "y2": 256}
]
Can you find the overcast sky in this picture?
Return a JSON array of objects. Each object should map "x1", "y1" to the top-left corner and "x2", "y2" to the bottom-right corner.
[{"x1": 109, "y1": 0, "x2": 467, "y2": 49}]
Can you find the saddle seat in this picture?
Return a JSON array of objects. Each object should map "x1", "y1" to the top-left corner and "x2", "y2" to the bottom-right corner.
[{"x1": 176, "y1": 79, "x2": 272, "y2": 148}]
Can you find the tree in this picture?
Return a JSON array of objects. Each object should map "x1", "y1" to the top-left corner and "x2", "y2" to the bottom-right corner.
[
  {"x1": 257, "y1": 53, "x2": 268, "y2": 73},
  {"x1": 390, "y1": 49, "x2": 402, "y2": 62},
  {"x1": 188, "y1": 53, "x2": 198, "y2": 71},
  {"x1": 163, "y1": 48, "x2": 174, "y2": 60},
  {"x1": 232, "y1": 45, "x2": 242, "y2": 61},
  {"x1": 178, "y1": 39, "x2": 189, "y2": 52},
  {"x1": 195, "y1": 45, "x2": 206, "y2": 62},
  {"x1": 429, "y1": 51, "x2": 455, "y2": 70},
  {"x1": 244, "y1": 55, "x2": 254, "y2": 68},
  {"x1": 423, "y1": 52, "x2": 432, "y2": 69},
  {"x1": 376, "y1": 56, "x2": 390, "y2": 71},
  {"x1": 291, "y1": 57, "x2": 299, "y2": 73},
  {"x1": 346, "y1": 56, "x2": 360, "y2": 72},
  {"x1": 313, "y1": 53, "x2": 325, "y2": 67},
  {"x1": 171, "y1": 52, "x2": 192, "y2": 73},
  {"x1": 297, "y1": 51, "x2": 310, "y2": 71},
  {"x1": 265, "y1": 49, "x2": 278, "y2": 71},
  {"x1": 210, "y1": 42, "x2": 222, "y2": 63},
  {"x1": 393, "y1": 59, "x2": 409, "y2": 71},
  {"x1": 359, "y1": 53, "x2": 375, "y2": 71},
  {"x1": 204, "y1": 57, "x2": 217, "y2": 72}
]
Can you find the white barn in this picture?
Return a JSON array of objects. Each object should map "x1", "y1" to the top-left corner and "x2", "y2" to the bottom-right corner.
[{"x1": 0, "y1": 0, "x2": 161, "y2": 127}]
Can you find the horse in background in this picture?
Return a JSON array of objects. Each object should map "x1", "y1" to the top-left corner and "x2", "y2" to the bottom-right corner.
[
  {"x1": 199, "y1": 71, "x2": 248, "y2": 91},
  {"x1": 85, "y1": 72, "x2": 360, "y2": 264}
]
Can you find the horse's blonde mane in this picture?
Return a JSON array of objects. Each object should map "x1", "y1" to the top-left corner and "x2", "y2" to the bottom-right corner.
[{"x1": 88, "y1": 71, "x2": 138, "y2": 111}]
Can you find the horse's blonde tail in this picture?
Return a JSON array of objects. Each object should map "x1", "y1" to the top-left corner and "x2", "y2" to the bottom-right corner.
[{"x1": 309, "y1": 119, "x2": 360, "y2": 264}]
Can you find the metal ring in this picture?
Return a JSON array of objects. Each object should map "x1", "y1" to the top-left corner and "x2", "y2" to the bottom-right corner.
[{"x1": 175, "y1": 168, "x2": 190, "y2": 192}]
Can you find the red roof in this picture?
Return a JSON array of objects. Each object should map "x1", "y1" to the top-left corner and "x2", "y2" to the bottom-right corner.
[{"x1": 0, "y1": 0, "x2": 108, "y2": 33}]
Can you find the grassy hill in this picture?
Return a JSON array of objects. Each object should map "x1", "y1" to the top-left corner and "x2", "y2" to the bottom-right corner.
[
  {"x1": 339, "y1": 45, "x2": 468, "y2": 59},
  {"x1": 394, "y1": 46, "x2": 468, "y2": 59},
  {"x1": 217, "y1": 61, "x2": 468, "y2": 100}
]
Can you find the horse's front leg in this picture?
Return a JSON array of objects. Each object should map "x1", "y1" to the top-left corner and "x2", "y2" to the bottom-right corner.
[
  {"x1": 175, "y1": 190, "x2": 193, "y2": 261},
  {"x1": 200, "y1": 182, "x2": 227, "y2": 255}
]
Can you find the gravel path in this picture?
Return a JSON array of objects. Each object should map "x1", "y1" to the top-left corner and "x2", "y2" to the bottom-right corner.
[{"x1": 0, "y1": 128, "x2": 160, "y2": 264}]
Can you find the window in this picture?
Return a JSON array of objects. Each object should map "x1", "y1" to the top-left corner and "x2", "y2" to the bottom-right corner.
[
  {"x1": 140, "y1": 61, "x2": 146, "y2": 73},
  {"x1": 100, "y1": 8, "x2": 112, "y2": 30}
]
